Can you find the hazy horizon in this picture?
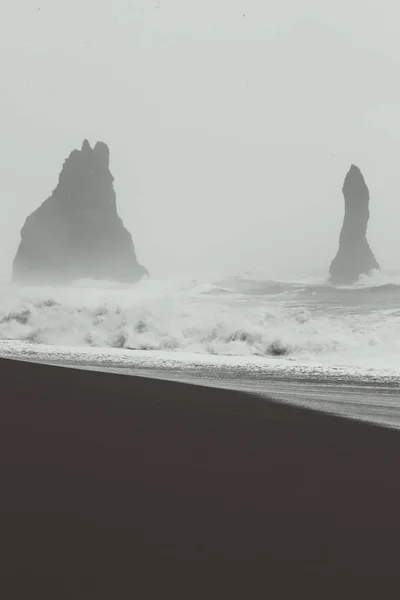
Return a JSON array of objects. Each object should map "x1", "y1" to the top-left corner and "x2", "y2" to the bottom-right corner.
[{"x1": 2, "y1": 0, "x2": 400, "y2": 280}]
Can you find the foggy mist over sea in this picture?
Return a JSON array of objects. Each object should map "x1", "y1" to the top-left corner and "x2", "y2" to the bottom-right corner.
[
  {"x1": 2, "y1": 0, "x2": 400, "y2": 386},
  {"x1": 2, "y1": 0, "x2": 400, "y2": 279}
]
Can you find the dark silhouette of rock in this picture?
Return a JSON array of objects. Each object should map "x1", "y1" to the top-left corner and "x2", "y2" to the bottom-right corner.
[
  {"x1": 13, "y1": 140, "x2": 147, "y2": 285},
  {"x1": 329, "y1": 165, "x2": 380, "y2": 284}
]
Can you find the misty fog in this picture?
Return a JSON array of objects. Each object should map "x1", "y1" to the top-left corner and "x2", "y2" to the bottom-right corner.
[{"x1": 2, "y1": 0, "x2": 400, "y2": 280}]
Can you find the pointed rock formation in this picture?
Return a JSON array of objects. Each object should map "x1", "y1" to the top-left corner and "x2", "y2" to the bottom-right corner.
[
  {"x1": 13, "y1": 140, "x2": 147, "y2": 285},
  {"x1": 329, "y1": 165, "x2": 380, "y2": 284}
]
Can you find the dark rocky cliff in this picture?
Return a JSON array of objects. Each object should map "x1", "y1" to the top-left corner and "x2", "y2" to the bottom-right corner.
[
  {"x1": 13, "y1": 140, "x2": 147, "y2": 284},
  {"x1": 329, "y1": 165, "x2": 380, "y2": 284}
]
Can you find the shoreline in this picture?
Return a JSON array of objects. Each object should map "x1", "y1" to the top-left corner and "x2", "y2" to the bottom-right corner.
[
  {"x1": 2, "y1": 357, "x2": 400, "y2": 594},
  {"x1": 3, "y1": 349, "x2": 400, "y2": 429},
  {"x1": 2, "y1": 336, "x2": 400, "y2": 382},
  {"x1": 2, "y1": 339, "x2": 400, "y2": 390}
]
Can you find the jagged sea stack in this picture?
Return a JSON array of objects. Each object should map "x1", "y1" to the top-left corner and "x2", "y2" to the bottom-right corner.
[
  {"x1": 13, "y1": 140, "x2": 147, "y2": 284},
  {"x1": 329, "y1": 165, "x2": 380, "y2": 284}
]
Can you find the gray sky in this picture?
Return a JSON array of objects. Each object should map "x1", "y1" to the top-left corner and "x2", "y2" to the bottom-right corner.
[{"x1": 2, "y1": 0, "x2": 400, "y2": 279}]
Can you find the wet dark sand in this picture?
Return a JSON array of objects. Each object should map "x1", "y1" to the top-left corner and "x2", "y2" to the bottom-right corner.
[{"x1": 1, "y1": 357, "x2": 400, "y2": 596}]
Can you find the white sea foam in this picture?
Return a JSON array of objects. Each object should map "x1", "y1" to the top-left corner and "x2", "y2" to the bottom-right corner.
[
  {"x1": 1, "y1": 274, "x2": 400, "y2": 373},
  {"x1": 357, "y1": 270, "x2": 400, "y2": 288}
]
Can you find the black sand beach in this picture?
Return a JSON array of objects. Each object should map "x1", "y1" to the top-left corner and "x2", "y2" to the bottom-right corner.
[{"x1": 1, "y1": 357, "x2": 400, "y2": 596}]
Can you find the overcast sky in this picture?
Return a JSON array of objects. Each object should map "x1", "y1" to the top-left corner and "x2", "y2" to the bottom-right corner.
[{"x1": 2, "y1": 0, "x2": 400, "y2": 279}]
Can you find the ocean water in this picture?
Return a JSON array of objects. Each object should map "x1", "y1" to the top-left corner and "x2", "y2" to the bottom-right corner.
[{"x1": 0, "y1": 269, "x2": 400, "y2": 376}]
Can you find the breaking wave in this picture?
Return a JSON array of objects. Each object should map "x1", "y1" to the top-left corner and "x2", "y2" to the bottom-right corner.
[{"x1": 1, "y1": 274, "x2": 400, "y2": 371}]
